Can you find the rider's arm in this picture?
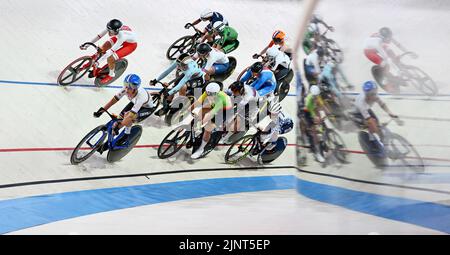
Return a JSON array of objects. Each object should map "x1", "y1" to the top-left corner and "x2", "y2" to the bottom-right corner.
[
  {"x1": 190, "y1": 92, "x2": 207, "y2": 112},
  {"x1": 191, "y1": 19, "x2": 201, "y2": 26},
  {"x1": 90, "y1": 29, "x2": 108, "y2": 44},
  {"x1": 156, "y1": 62, "x2": 177, "y2": 81},
  {"x1": 103, "y1": 96, "x2": 119, "y2": 111},
  {"x1": 377, "y1": 98, "x2": 396, "y2": 117},
  {"x1": 239, "y1": 69, "x2": 252, "y2": 83},
  {"x1": 391, "y1": 38, "x2": 409, "y2": 53},
  {"x1": 203, "y1": 54, "x2": 218, "y2": 74},
  {"x1": 168, "y1": 73, "x2": 190, "y2": 96},
  {"x1": 258, "y1": 43, "x2": 271, "y2": 56}
]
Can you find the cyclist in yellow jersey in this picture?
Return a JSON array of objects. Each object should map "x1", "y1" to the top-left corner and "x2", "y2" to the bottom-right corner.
[
  {"x1": 189, "y1": 82, "x2": 233, "y2": 159},
  {"x1": 302, "y1": 85, "x2": 331, "y2": 163}
]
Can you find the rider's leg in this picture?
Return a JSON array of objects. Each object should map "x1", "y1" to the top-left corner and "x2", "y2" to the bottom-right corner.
[
  {"x1": 192, "y1": 120, "x2": 214, "y2": 159},
  {"x1": 212, "y1": 62, "x2": 231, "y2": 75}
]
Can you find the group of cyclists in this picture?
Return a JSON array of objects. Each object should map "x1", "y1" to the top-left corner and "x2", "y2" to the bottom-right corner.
[
  {"x1": 300, "y1": 14, "x2": 403, "y2": 163},
  {"x1": 85, "y1": 10, "x2": 294, "y2": 160},
  {"x1": 80, "y1": 10, "x2": 406, "y2": 164}
]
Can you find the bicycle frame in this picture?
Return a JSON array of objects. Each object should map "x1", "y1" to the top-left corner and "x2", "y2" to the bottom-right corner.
[{"x1": 86, "y1": 109, "x2": 130, "y2": 151}]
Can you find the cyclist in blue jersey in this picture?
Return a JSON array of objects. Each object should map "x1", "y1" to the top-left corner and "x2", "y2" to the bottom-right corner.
[
  {"x1": 150, "y1": 53, "x2": 205, "y2": 116},
  {"x1": 239, "y1": 61, "x2": 277, "y2": 101},
  {"x1": 186, "y1": 9, "x2": 229, "y2": 43}
]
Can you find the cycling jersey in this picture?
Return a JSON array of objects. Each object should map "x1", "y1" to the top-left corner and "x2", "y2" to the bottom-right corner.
[
  {"x1": 156, "y1": 60, "x2": 205, "y2": 96},
  {"x1": 92, "y1": 25, "x2": 137, "y2": 61},
  {"x1": 303, "y1": 93, "x2": 324, "y2": 118},
  {"x1": 205, "y1": 12, "x2": 229, "y2": 31},
  {"x1": 115, "y1": 86, "x2": 153, "y2": 114},
  {"x1": 354, "y1": 92, "x2": 385, "y2": 119},
  {"x1": 198, "y1": 91, "x2": 232, "y2": 116},
  {"x1": 305, "y1": 49, "x2": 322, "y2": 74},
  {"x1": 240, "y1": 68, "x2": 277, "y2": 97},
  {"x1": 214, "y1": 26, "x2": 238, "y2": 47}
]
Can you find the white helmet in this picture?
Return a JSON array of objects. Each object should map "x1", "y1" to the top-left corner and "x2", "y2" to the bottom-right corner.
[
  {"x1": 200, "y1": 9, "x2": 213, "y2": 20},
  {"x1": 212, "y1": 21, "x2": 225, "y2": 32},
  {"x1": 266, "y1": 46, "x2": 280, "y2": 59},
  {"x1": 206, "y1": 82, "x2": 221, "y2": 95},
  {"x1": 310, "y1": 85, "x2": 321, "y2": 96},
  {"x1": 268, "y1": 101, "x2": 282, "y2": 114}
]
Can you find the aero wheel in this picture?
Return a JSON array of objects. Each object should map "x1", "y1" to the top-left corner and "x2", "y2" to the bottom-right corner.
[
  {"x1": 94, "y1": 59, "x2": 128, "y2": 86},
  {"x1": 58, "y1": 56, "x2": 93, "y2": 86},
  {"x1": 326, "y1": 129, "x2": 348, "y2": 163},
  {"x1": 166, "y1": 35, "x2": 196, "y2": 60},
  {"x1": 157, "y1": 128, "x2": 190, "y2": 159},
  {"x1": 403, "y1": 66, "x2": 438, "y2": 96},
  {"x1": 224, "y1": 134, "x2": 256, "y2": 164},
  {"x1": 387, "y1": 133, "x2": 425, "y2": 172},
  {"x1": 70, "y1": 125, "x2": 107, "y2": 165}
]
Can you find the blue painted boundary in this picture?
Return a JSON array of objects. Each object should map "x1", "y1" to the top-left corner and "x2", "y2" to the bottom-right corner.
[
  {"x1": 297, "y1": 178, "x2": 450, "y2": 234},
  {"x1": 0, "y1": 175, "x2": 293, "y2": 234},
  {"x1": 1, "y1": 175, "x2": 449, "y2": 234}
]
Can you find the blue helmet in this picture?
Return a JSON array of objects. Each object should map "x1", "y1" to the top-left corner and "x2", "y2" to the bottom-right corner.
[
  {"x1": 279, "y1": 115, "x2": 294, "y2": 135},
  {"x1": 124, "y1": 74, "x2": 141, "y2": 90},
  {"x1": 363, "y1": 80, "x2": 377, "y2": 94}
]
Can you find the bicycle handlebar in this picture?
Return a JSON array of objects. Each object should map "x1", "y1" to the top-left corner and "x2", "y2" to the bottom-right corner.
[
  {"x1": 81, "y1": 42, "x2": 100, "y2": 50},
  {"x1": 185, "y1": 23, "x2": 203, "y2": 35}
]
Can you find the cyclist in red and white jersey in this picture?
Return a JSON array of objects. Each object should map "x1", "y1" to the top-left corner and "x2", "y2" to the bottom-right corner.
[{"x1": 81, "y1": 19, "x2": 137, "y2": 84}]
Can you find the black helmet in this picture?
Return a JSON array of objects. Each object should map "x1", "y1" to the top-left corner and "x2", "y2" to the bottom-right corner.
[
  {"x1": 107, "y1": 19, "x2": 123, "y2": 33},
  {"x1": 196, "y1": 43, "x2": 212, "y2": 55},
  {"x1": 316, "y1": 47, "x2": 325, "y2": 57},
  {"x1": 229, "y1": 81, "x2": 244, "y2": 94},
  {"x1": 250, "y1": 62, "x2": 264, "y2": 73},
  {"x1": 379, "y1": 27, "x2": 392, "y2": 40}
]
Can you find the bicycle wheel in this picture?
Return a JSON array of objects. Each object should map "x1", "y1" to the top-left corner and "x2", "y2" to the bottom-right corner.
[
  {"x1": 57, "y1": 56, "x2": 93, "y2": 86},
  {"x1": 166, "y1": 35, "x2": 196, "y2": 60},
  {"x1": 386, "y1": 133, "x2": 425, "y2": 172},
  {"x1": 403, "y1": 66, "x2": 438, "y2": 96},
  {"x1": 157, "y1": 128, "x2": 190, "y2": 159},
  {"x1": 224, "y1": 134, "x2": 256, "y2": 164},
  {"x1": 94, "y1": 59, "x2": 128, "y2": 86},
  {"x1": 70, "y1": 125, "x2": 107, "y2": 165},
  {"x1": 325, "y1": 129, "x2": 348, "y2": 163},
  {"x1": 107, "y1": 125, "x2": 143, "y2": 163}
]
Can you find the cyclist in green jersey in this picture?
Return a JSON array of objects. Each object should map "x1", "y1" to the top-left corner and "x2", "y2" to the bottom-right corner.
[
  {"x1": 302, "y1": 85, "x2": 331, "y2": 163},
  {"x1": 210, "y1": 21, "x2": 239, "y2": 54},
  {"x1": 189, "y1": 82, "x2": 233, "y2": 159}
]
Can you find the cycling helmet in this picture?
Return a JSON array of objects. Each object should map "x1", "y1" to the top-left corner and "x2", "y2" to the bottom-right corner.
[
  {"x1": 316, "y1": 47, "x2": 325, "y2": 57},
  {"x1": 176, "y1": 53, "x2": 193, "y2": 67},
  {"x1": 107, "y1": 19, "x2": 123, "y2": 33},
  {"x1": 250, "y1": 61, "x2": 264, "y2": 73},
  {"x1": 272, "y1": 30, "x2": 286, "y2": 43},
  {"x1": 200, "y1": 9, "x2": 214, "y2": 21},
  {"x1": 310, "y1": 85, "x2": 321, "y2": 96},
  {"x1": 379, "y1": 27, "x2": 392, "y2": 41},
  {"x1": 229, "y1": 81, "x2": 244, "y2": 94},
  {"x1": 266, "y1": 46, "x2": 280, "y2": 60},
  {"x1": 206, "y1": 82, "x2": 221, "y2": 96},
  {"x1": 363, "y1": 81, "x2": 377, "y2": 95},
  {"x1": 279, "y1": 116, "x2": 294, "y2": 134},
  {"x1": 124, "y1": 74, "x2": 141, "y2": 90},
  {"x1": 268, "y1": 101, "x2": 282, "y2": 114},
  {"x1": 212, "y1": 21, "x2": 225, "y2": 33},
  {"x1": 196, "y1": 43, "x2": 212, "y2": 55}
]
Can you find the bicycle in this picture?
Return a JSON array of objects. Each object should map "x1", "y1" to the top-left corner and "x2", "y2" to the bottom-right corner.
[
  {"x1": 70, "y1": 108, "x2": 151, "y2": 164},
  {"x1": 304, "y1": 27, "x2": 343, "y2": 63},
  {"x1": 57, "y1": 42, "x2": 128, "y2": 86},
  {"x1": 350, "y1": 114, "x2": 424, "y2": 171},
  {"x1": 371, "y1": 51, "x2": 438, "y2": 96},
  {"x1": 224, "y1": 112, "x2": 288, "y2": 165},
  {"x1": 297, "y1": 111, "x2": 348, "y2": 166},
  {"x1": 166, "y1": 23, "x2": 204, "y2": 60},
  {"x1": 157, "y1": 115, "x2": 223, "y2": 159}
]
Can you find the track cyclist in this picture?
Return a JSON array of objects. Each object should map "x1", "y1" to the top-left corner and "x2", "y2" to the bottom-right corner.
[
  {"x1": 186, "y1": 10, "x2": 229, "y2": 43},
  {"x1": 258, "y1": 101, "x2": 294, "y2": 151},
  {"x1": 80, "y1": 19, "x2": 137, "y2": 84},
  {"x1": 93, "y1": 74, "x2": 153, "y2": 152},
  {"x1": 352, "y1": 81, "x2": 399, "y2": 147},
  {"x1": 304, "y1": 47, "x2": 325, "y2": 86},
  {"x1": 150, "y1": 53, "x2": 205, "y2": 116},
  {"x1": 239, "y1": 61, "x2": 277, "y2": 102},
  {"x1": 189, "y1": 82, "x2": 233, "y2": 159},
  {"x1": 210, "y1": 21, "x2": 239, "y2": 54},
  {"x1": 303, "y1": 14, "x2": 334, "y2": 54},
  {"x1": 194, "y1": 43, "x2": 230, "y2": 80}
]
